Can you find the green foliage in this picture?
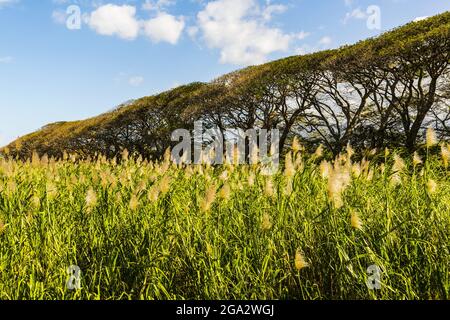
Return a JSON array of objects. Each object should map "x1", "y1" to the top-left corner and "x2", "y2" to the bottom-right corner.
[
  {"x1": 2, "y1": 12, "x2": 450, "y2": 159},
  {"x1": 0, "y1": 149, "x2": 449, "y2": 300}
]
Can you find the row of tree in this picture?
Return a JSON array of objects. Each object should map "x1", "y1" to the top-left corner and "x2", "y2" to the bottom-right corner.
[{"x1": 3, "y1": 12, "x2": 450, "y2": 160}]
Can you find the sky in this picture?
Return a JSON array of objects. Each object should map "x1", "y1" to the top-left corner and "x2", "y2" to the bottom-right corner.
[{"x1": 0, "y1": 0, "x2": 449, "y2": 147}]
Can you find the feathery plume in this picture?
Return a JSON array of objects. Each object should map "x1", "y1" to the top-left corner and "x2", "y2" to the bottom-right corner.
[
  {"x1": 40, "y1": 154, "x2": 49, "y2": 166},
  {"x1": 250, "y1": 145, "x2": 259, "y2": 165},
  {"x1": 294, "y1": 152, "x2": 303, "y2": 171},
  {"x1": 0, "y1": 220, "x2": 6, "y2": 235},
  {"x1": 31, "y1": 151, "x2": 40, "y2": 167},
  {"x1": 121, "y1": 148, "x2": 129, "y2": 161},
  {"x1": 264, "y1": 178, "x2": 275, "y2": 198},
  {"x1": 392, "y1": 154, "x2": 405, "y2": 173},
  {"x1": 148, "y1": 185, "x2": 160, "y2": 203},
  {"x1": 294, "y1": 250, "x2": 309, "y2": 271},
  {"x1": 319, "y1": 160, "x2": 331, "y2": 179},
  {"x1": 261, "y1": 213, "x2": 273, "y2": 231},
  {"x1": 220, "y1": 170, "x2": 229, "y2": 181},
  {"x1": 380, "y1": 163, "x2": 386, "y2": 175},
  {"x1": 159, "y1": 175, "x2": 172, "y2": 194},
  {"x1": 327, "y1": 164, "x2": 351, "y2": 208},
  {"x1": 136, "y1": 180, "x2": 147, "y2": 194},
  {"x1": 129, "y1": 194, "x2": 139, "y2": 211},
  {"x1": 284, "y1": 152, "x2": 295, "y2": 178},
  {"x1": 366, "y1": 169, "x2": 374, "y2": 181},
  {"x1": 85, "y1": 188, "x2": 98, "y2": 211},
  {"x1": 292, "y1": 137, "x2": 301, "y2": 153},
  {"x1": 164, "y1": 147, "x2": 171, "y2": 163},
  {"x1": 284, "y1": 178, "x2": 294, "y2": 196},
  {"x1": 351, "y1": 211, "x2": 363, "y2": 230},
  {"x1": 46, "y1": 182, "x2": 58, "y2": 199},
  {"x1": 218, "y1": 183, "x2": 231, "y2": 201},
  {"x1": 351, "y1": 163, "x2": 362, "y2": 177},
  {"x1": 6, "y1": 180, "x2": 17, "y2": 194},
  {"x1": 426, "y1": 127, "x2": 437, "y2": 148},
  {"x1": 413, "y1": 152, "x2": 422, "y2": 167},
  {"x1": 441, "y1": 144, "x2": 449, "y2": 169},
  {"x1": 313, "y1": 145, "x2": 323, "y2": 159},
  {"x1": 248, "y1": 172, "x2": 255, "y2": 186},
  {"x1": 427, "y1": 179, "x2": 437, "y2": 195},
  {"x1": 346, "y1": 144, "x2": 355, "y2": 161},
  {"x1": 390, "y1": 172, "x2": 402, "y2": 187},
  {"x1": 200, "y1": 184, "x2": 217, "y2": 212}
]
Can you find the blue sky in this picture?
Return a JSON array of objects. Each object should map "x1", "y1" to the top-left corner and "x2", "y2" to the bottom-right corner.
[{"x1": 1, "y1": 0, "x2": 449, "y2": 146}]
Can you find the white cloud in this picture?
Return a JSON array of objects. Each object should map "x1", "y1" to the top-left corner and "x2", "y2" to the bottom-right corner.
[
  {"x1": 195, "y1": 0, "x2": 293, "y2": 66},
  {"x1": 85, "y1": 4, "x2": 184, "y2": 44},
  {"x1": 0, "y1": 56, "x2": 13, "y2": 63},
  {"x1": 295, "y1": 35, "x2": 333, "y2": 56},
  {"x1": 343, "y1": 7, "x2": 367, "y2": 24},
  {"x1": 143, "y1": 12, "x2": 185, "y2": 44},
  {"x1": 187, "y1": 25, "x2": 199, "y2": 38},
  {"x1": 0, "y1": 0, "x2": 18, "y2": 8},
  {"x1": 52, "y1": 9, "x2": 67, "y2": 25},
  {"x1": 262, "y1": 3, "x2": 287, "y2": 21},
  {"x1": 344, "y1": 0, "x2": 353, "y2": 7},
  {"x1": 128, "y1": 76, "x2": 145, "y2": 87},
  {"x1": 296, "y1": 31, "x2": 310, "y2": 40},
  {"x1": 294, "y1": 45, "x2": 312, "y2": 56},
  {"x1": 318, "y1": 36, "x2": 332, "y2": 46},
  {"x1": 142, "y1": 0, "x2": 176, "y2": 12},
  {"x1": 413, "y1": 16, "x2": 429, "y2": 22},
  {"x1": 88, "y1": 4, "x2": 140, "y2": 40}
]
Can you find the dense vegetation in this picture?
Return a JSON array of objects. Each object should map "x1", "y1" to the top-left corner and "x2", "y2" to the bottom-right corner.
[
  {"x1": 0, "y1": 11, "x2": 449, "y2": 301},
  {"x1": 2, "y1": 12, "x2": 449, "y2": 160},
  {"x1": 0, "y1": 140, "x2": 449, "y2": 299}
]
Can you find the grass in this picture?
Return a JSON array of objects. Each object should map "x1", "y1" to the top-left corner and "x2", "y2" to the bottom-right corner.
[{"x1": 0, "y1": 146, "x2": 449, "y2": 300}]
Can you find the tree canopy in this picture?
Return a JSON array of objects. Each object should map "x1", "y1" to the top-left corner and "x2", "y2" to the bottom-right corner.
[{"x1": 2, "y1": 12, "x2": 450, "y2": 159}]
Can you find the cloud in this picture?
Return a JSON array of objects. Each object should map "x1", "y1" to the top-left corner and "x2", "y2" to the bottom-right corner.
[
  {"x1": 195, "y1": 0, "x2": 293, "y2": 66},
  {"x1": 0, "y1": 56, "x2": 13, "y2": 63},
  {"x1": 295, "y1": 35, "x2": 333, "y2": 56},
  {"x1": 413, "y1": 16, "x2": 429, "y2": 22},
  {"x1": 143, "y1": 12, "x2": 185, "y2": 44},
  {"x1": 142, "y1": 0, "x2": 176, "y2": 12},
  {"x1": 262, "y1": 3, "x2": 287, "y2": 21},
  {"x1": 318, "y1": 36, "x2": 332, "y2": 46},
  {"x1": 343, "y1": 7, "x2": 367, "y2": 24},
  {"x1": 0, "y1": 0, "x2": 18, "y2": 8},
  {"x1": 88, "y1": 4, "x2": 140, "y2": 40},
  {"x1": 344, "y1": 0, "x2": 354, "y2": 7},
  {"x1": 52, "y1": 9, "x2": 67, "y2": 25},
  {"x1": 128, "y1": 76, "x2": 145, "y2": 87},
  {"x1": 296, "y1": 31, "x2": 310, "y2": 40},
  {"x1": 187, "y1": 25, "x2": 199, "y2": 38},
  {"x1": 85, "y1": 4, "x2": 184, "y2": 44}
]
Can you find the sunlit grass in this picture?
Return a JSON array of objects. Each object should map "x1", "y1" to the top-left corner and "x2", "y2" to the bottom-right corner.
[{"x1": 0, "y1": 145, "x2": 449, "y2": 300}]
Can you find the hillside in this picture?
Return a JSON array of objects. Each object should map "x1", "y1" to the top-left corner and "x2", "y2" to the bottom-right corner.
[{"x1": 2, "y1": 11, "x2": 450, "y2": 159}]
